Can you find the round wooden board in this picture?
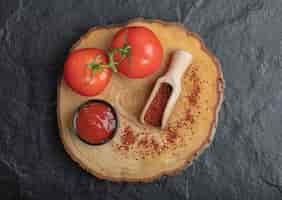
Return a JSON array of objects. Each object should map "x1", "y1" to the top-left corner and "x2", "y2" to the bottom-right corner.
[{"x1": 57, "y1": 18, "x2": 224, "y2": 182}]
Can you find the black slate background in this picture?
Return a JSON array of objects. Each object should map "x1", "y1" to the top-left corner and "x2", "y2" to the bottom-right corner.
[{"x1": 0, "y1": 0, "x2": 282, "y2": 199}]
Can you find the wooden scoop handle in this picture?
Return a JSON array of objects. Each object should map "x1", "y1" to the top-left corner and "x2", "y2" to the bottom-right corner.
[
  {"x1": 140, "y1": 50, "x2": 193, "y2": 129},
  {"x1": 166, "y1": 50, "x2": 193, "y2": 81}
]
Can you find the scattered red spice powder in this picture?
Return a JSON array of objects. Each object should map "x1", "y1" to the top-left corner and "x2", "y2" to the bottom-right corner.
[
  {"x1": 187, "y1": 70, "x2": 201, "y2": 106},
  {"x1": 165, "y1": 129, "x2": 177, "y2": 144},
  {"x1": 137, "y1": 136, "x2": 149, "y2": 148},
  {"x1": 117, "y1": 144, "x2": 129, "y2": 151},
  {"x1": 166, "y1": 126, "x2": 176, "y2": 132},
  {"x1": 120, "y1": 126, "x2": 135, "y2": 146},
  {"x1": 185, "y1": 109, "x2": 194, "y2": 123},
  {"x1": 151, "y1": 139, "x2": 160, "y2": 153},
  {"x1": 114, "y1": 126, "x2": 136, "y2": 153},
  {"x1": 114, "y1": 67, "x2": 202, "y2": 159},
  {"x1": 136, "y1": 135, "x2": 162, "y2": 157},
  {"x1": 144, "y1": 83, "x2": 172, "y2": 126},
  {"x1": 188, "y1": 84, "x2": 200, "y2": 106}
]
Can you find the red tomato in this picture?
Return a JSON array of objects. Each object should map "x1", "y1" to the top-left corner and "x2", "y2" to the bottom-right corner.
[
  {"x1": 64, "y1": 48, "x2": 112, "y2": 96},
  {"x1": 110, "y1": 26, "x2": 163, "y2": 78}
]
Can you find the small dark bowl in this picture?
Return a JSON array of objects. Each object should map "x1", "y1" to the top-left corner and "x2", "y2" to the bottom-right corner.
[{"x1": 72, "y1": 99, "x2": 119, "y2": 145}]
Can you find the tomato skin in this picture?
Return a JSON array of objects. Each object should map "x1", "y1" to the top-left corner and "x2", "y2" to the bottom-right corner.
[
  {"x1": 110, "y1": 26, "x2": 163, "y2": 78},
  {"x1": 63, "y1": 48, "x2": 112, "y2": 96}
]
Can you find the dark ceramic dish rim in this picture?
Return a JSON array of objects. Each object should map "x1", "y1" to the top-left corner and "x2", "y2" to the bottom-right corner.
[{"x1": 72, "y1": 99, "x2": 119, "y2": 145}]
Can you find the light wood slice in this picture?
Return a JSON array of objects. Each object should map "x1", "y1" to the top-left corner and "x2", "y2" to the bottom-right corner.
[{"x1": 57, "y1": 18, "x2": 224, "y2": 182}]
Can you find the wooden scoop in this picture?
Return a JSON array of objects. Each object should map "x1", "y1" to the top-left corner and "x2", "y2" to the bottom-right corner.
[{"x1": 140, "y1": 50, "x2": 193, "y2": 129}]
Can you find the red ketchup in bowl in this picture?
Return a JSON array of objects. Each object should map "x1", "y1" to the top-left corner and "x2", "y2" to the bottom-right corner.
[{"x1": 73, "y1": 100, "x2": 118, "y2": 145}]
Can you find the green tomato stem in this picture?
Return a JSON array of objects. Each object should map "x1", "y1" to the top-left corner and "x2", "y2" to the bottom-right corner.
[
  {"x1": 108, "y1": 44, "x2": 131, "y2": 72},
  {"x1": 86, "y1": 44, "x2": 131, "y2": 73}
]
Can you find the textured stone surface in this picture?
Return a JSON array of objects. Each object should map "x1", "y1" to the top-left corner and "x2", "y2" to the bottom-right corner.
[{"x1": 0, "y1": 0, "x2": 282, "y2": 199}]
